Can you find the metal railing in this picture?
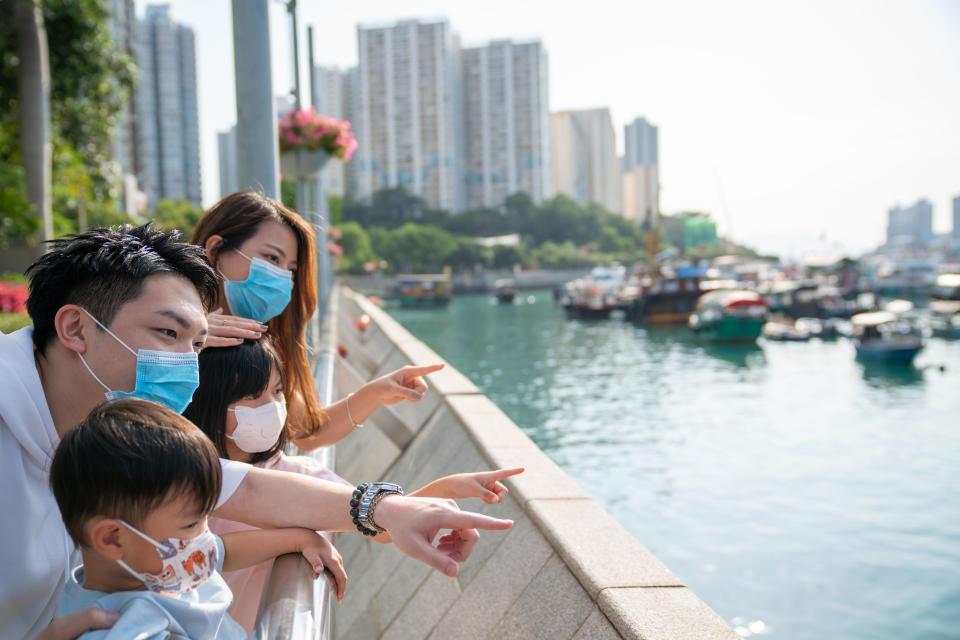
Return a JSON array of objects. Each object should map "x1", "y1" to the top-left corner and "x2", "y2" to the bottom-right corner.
[{"x1": 253, "y1": 285, "x2": 338, "y2": 640}]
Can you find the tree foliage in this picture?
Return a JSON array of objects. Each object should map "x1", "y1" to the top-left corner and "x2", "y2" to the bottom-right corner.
[
  {"x1": 334, "y1": 221, "x2": 377, "y2": 274},
  {"x1": 1, "y1": 0, "x2": 136, "y2": 246},
  {"x1": 149, "y1": 198, "x2": 204, "y2": 239},
  {"x1": 336, "y1": 187, "x2": 656, "y2": 274},
  {"x1": 2, "y1": 0, "x2": 136, "y2": 196}
]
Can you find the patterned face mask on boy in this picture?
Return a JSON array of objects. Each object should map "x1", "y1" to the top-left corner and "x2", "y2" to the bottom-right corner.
[
  {"x1": 115, "y1": 520, "x2": 218, "y2": 595},
  {"x1": 76, "y1": 308, "x2": 200, "y2": 414},
  {"x1": 221, "y1": 249, "x2": 293, "y2": 323},
  {"x1": 226, "y1": 398, "x2": 287, "y2": 453}
]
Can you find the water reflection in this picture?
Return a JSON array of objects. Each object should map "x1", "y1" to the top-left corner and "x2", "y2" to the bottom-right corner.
[
  {"x1": 858, "y1": 360, "x2": 925, "y2": 388},
  {"x1": 700, "y1": 342, "x2": 766, "y2": 369}
]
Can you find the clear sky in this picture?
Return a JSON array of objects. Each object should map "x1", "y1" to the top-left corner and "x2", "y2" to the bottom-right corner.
[{"x1": 134, "y1": 0, "x2": 960, "y2": 258}]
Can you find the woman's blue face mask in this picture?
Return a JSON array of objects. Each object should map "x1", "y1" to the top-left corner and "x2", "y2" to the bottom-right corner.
[
  {"x1": 77, "y1": 308, "x2": 200, "y2": 414},
  {"x1": 221, "y1": 249, "x2": 293, "y2": 323}
]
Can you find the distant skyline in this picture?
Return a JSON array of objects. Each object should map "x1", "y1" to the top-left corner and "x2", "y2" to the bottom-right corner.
[{"x1": 133, "y1": 0, "x2": 960, "y2": 259}]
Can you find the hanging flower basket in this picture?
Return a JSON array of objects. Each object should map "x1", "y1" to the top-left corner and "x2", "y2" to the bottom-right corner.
[
  {"x1": 278, "y1": 107, "x2": 357, "y2": 180},
  {"x1": 280, "y1": 148, "x2": 330, "y2": 180}
]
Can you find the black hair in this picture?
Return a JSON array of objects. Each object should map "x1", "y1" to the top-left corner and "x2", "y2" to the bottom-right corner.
[
  {"x1": 50, "y1": 398, "x2": 222, "y2": 546},
  {"x1": 25, "y1": 223, "x2": 219, "y2": 354},
  {"x1": 183, "y1": 337, "x2": 286, "y2": 464}
]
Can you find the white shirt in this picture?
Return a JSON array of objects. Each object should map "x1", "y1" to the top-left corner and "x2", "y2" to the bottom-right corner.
[{"x1": 0, "y1": 327, "x2": 249, "y2": 639}]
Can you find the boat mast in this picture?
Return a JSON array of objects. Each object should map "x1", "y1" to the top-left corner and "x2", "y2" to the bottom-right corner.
[{"x1": 644, "y1": 166, "x2": 660, "y2": 285}]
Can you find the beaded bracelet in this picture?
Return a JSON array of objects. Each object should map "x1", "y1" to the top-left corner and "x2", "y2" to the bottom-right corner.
[{"x1": 350, "y1": 482, "x2": 403, "y2": 536}]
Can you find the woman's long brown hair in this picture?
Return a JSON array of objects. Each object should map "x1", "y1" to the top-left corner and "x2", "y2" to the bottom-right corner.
[{"x1": 192, "y1": 191, "x2": 327, "y2": 438}]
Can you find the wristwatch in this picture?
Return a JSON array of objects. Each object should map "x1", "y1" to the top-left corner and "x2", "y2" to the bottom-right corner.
[{"x1": 351, "y1": 482, "x2": 404, "y2": 536}]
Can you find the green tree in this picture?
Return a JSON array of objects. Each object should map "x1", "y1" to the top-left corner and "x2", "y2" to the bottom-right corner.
[
  {"x1": 2, "y1": 0, "x2": 136, "y2": 248},
  {"x1": 447, "y1": 237, "x2": 491, "y2": 272},
  {"x1": 2, "y1": 0, "x2": 137, "y2": 196},
  {"x1": 492, "y1": 244, "x2": 526, "y2": 270},
  {"x1": 370, "y1": 187, "x2": 423, "y2": 227},
  {"x1": 597, "y1": 226, "x2": 632, "y2": 253},
  {"x1": 0, "y1": 121, "x2": 36, "y2": 248},
  {"x1": 334, "y1": 221, "x2": 377, "y2": 274},
  {"x1": 328, "y1": 194, "x2": 343, "y2": 225},
  {"x1": 149, "y1": 198, "x2": 204, "y2": 239},
  {"x1": 377, "y1": 223, "x2": 454, "y2": 273},
  {"x1": 504, "y1": 192, "x2": 534, "y2": 226},
  {"x1": 280, "y1": 178, "x2": 296, "y2": 210},
  {"x1": 440, "y1": 207, "x2": 511, "y2": 237},
  {"x1": 531, "y1": 241, "x2": 591, "y2": 269}
]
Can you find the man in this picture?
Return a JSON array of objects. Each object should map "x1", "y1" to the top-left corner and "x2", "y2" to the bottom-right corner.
[{"x1": 0, "y1": 225, "x2": 511, "y2": 639}]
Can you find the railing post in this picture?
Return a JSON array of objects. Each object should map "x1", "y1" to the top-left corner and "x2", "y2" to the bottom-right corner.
[
  {"x1": 232, "y1": 0, "x2": 279, "y2": 198},
  {"x1": 253, "y1": 287, "x2": 338, "y2": 640}
]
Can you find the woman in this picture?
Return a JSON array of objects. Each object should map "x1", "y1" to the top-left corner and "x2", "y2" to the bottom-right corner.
[{"x1": 192, "y1": 191, "x2": 440, "y2": 450}]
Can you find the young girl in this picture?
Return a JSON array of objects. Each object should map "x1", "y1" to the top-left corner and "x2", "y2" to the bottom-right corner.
[
  {"x1": 192, "y1": 191, "x2": 440, "y2": 452},
  {"x1": 183, "y1": 338, "x2": 522, "y2": 634}
]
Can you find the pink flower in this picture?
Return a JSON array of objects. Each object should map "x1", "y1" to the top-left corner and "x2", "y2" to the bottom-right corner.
[
  {"x1": 278, "y1": 109, "x2": 359, "y2": 159},
  {"x1": 0, "y1": 281, "x2": 28, "y2": 313}
]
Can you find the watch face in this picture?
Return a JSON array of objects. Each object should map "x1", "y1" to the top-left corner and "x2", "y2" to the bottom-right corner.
[{"x1": 367, "y1": 482, "x2": 400, "y2": 494}]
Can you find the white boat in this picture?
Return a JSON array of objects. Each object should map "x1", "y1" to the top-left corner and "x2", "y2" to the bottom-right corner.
[
  {"x1": 763, "y1": 320, "x2": 811, "y2": 342},
  {"x1": 561, "y1": 265, "x2": 626, "y2": 318},
  {"x1": 851, "y1": 311, "x2": 923, "y2": 364},
  {"x1": 928, "y1": 274, "x2": 960, "y2": 338}
]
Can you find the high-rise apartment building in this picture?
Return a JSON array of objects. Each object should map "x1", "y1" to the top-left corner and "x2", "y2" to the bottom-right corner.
[
  {"x1": 353, "y1": 19, "x2": 464, "y2": 212},
  {"x1": 136, "y1": 4, "x2": 201, "y2": 209},
  {"x1": 462, "y1": 40, "x2": 553, "y2": 210},
  {"x1": 342, "y1": 67, "x2": 361, "y2": 197},
  {"x1": 105, "y1": 0, "x2": 147, "y2": 215},
  {"x1": 622, "y1": 117, "x2": 659, "y2": 223},
  {"x1": 953, "y1": 195, "x2": 960, "y2": 241},
  {"x1": 552, "y1": 108, "x2": 620, "y2": 213},
  {"x1": 887, "y1": 199, "x2": 933, "y2": 247},
  {"x1": 217, "y1": 127, "x2": 237, "y2": 200},
  {"x1": 106, "y1": 0, "x2": 137, "y2": 179},
  {"x1": 623, "y1": 117, "x2": 658, "y2": 168}
]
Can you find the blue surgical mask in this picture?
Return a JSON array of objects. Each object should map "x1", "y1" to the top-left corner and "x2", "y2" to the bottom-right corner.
[
  {"x1": 221, "y1": 249, "x2": 293, "y2": 323},
  {"x1": 77, "y1": 309, "x2": 200, "y2": 414}
]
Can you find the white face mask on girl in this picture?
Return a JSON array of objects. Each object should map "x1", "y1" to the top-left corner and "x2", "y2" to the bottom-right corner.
[
  {"x1": 115, "y1": 520, "x2": 218, "y2": 594},
  {"x1": 226, "y1": 398, "x2": 287, "y2": 453}
]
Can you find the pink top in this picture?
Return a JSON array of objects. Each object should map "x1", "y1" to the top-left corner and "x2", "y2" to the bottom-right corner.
[{"x1": 208, "y1": 452, "x2": 351, "y2": 635}]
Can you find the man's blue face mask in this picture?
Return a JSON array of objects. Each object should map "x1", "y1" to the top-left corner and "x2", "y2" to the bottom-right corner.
[
  {"x1": 221, "y1": 249, "x2": 293, "y2": 323},
  {"x1": 77, "y1": 308, "x2": 200, "y2": 414}
]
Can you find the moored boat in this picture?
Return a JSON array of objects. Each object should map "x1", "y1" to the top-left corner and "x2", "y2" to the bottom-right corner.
[
  {"x1": 493, "y1": 278, "x2": 517, "y2": 304},
  {"x1": 932, "y1": 273, "x2": 960, "y2": 301},
  {"x1": 762, "y1": 320, "x2": 811, "y2": 342},
  {"x1": 929, "y1": 274, "x2": 960, "y2": 338},
  {"x1": 851, "y1": 311, "x2": 923, "y2": 364},
  {"x1": 392, "y1": 274, "x2": 451, "y2": 307},
  {"x1": 561, "y1": 265, "x2": 626, "y2": 319},
  {"x1": 689, "y1": 289, "x2": 768, "y2": 343},
  {"x1": 623, "y1": 265, "x2": 706, "y2": 324}
]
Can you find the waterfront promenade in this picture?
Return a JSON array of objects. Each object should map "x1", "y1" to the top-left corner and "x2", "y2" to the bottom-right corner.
[{"x1": 331, "y1": 285, "x2": 739, "y2": 639}]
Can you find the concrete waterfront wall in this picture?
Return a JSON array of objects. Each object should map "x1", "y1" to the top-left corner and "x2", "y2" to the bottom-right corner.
[
  {"x1": 340, "y1": 267, "x2": 590, "y2": 295},
  {"x1": 332, "y1": 285, "x2": 739, "y2": 640}
]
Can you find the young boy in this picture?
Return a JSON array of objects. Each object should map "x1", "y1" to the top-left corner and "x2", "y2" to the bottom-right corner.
[{"x1": 50, "y1": 398, "x2": 347, "y2": 639}]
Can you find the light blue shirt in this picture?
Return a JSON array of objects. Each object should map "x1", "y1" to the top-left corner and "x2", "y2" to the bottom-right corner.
[{"x1": 57, "y1": 535, "x2": 247, "y2": 640}]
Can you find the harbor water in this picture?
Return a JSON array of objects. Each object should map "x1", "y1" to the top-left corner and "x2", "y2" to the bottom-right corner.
[{"x1": 389, "y1": 290, "x2": 960, "y2": 640}]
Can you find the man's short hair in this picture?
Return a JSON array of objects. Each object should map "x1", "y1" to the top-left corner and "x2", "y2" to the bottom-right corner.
[
  {"x1": 50, "y1": 398, "x2": 222, "y2": 546},
  {"x1": 25, "y1": 224, "x2": 219, "y2": 354}
]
